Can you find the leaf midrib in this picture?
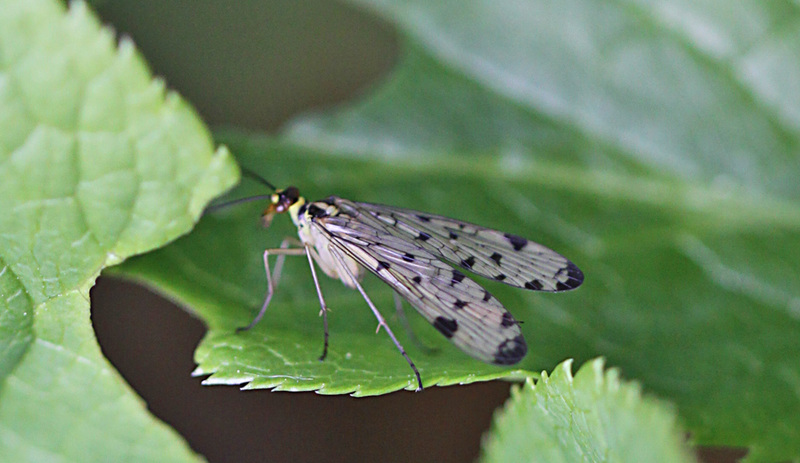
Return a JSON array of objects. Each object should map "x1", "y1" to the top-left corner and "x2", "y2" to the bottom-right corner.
[{"x1": 266, "y1": 139, "x2": 800, "y2": 234}]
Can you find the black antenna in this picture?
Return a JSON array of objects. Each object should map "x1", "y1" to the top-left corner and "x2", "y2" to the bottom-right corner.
[
  {"x1": 204, "y1": 194, "x2": 275, "y2": 214},
  {"x1": 203, "y1": 167, "x2": 277, "y2": 214},
  {"x1": 240, "y1": 167, "x2": 277, "y2": 191}
]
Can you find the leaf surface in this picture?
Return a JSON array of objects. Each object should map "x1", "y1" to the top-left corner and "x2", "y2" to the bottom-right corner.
[
  {"x1": 0, "y1": 1, "x2": 237, "y2": 460},
  {"x1": 480, "y1": 358, "x2": 696, "y2": 463}
]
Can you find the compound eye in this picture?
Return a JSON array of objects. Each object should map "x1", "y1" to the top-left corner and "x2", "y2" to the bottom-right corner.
[{"x1": 283, "y1": 186, "x2": 300, "y2": 202}]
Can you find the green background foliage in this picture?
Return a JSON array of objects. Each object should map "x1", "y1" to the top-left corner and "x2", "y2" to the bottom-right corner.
[
  {"x1": 0, "y1": 0, "x2": 237, "y2": 460},
  {"x1": 1, "y1": 0, "x2": 798, "y2": 461}
]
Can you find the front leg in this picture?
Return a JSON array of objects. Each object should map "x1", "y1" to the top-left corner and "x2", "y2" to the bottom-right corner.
[{"x1": 238, "y1": 238, "x2": 305, "y2": 332}]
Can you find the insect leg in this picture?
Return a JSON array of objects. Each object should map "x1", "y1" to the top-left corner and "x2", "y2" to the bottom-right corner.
[
  {"x1": 333, "y1": 249, "x2": 424, "y2": 392},
  {"x1": 270, "y1": 237, "x2": 303, "y2": 287},
  {"x1": 303, "y1": 245, "x2": 331, "y2": 362},
  {"x1": 237, "y1": 239, "x2": 305, "y2": 332},
  {"x1": 393, "y1": 292, "x2": 439, "y2": 355}
]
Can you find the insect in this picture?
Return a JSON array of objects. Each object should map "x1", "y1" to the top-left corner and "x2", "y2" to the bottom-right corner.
[{"x1": 209, "y1": 169, "x2": 584, "y2": 391}]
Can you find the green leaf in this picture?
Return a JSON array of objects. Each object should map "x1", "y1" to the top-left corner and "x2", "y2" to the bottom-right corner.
[
  {"x1": 115, "y1": 1, "x2": 800, "y2": 460},
  {"x1": 480, "y1": 358, "x2": 696, "y2": 463},
  {"x1": 0, "y1": 0, "x2": 237, "y2": 460}
]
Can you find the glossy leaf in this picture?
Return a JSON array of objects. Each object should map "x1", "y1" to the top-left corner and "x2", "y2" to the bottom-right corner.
[{"x1": 0, "y1": 0, "x2": 238, "y2": 460}]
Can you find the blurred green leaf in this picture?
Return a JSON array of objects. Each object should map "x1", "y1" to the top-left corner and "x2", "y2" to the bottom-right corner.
[
  {"x1": 117, "y1": 0, "x2": 800, "y2": 460},
  {"x1": 480, "y1": 358, "x2": 696, "y2": 463},
  {"x1": 0, "y1": 0, "x2": 237, "y2": 460}
]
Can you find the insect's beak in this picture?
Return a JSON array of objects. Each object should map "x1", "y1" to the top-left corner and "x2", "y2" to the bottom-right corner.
[{"x1": 261, "y1": 204, "x2": 278, "y2": 228}]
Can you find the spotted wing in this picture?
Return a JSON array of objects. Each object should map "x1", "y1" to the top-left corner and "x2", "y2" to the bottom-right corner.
[
  {"x1": 346, "y1": 200, "x2": 584, "y2": 292},
  {"x1": 314, "y1": 212, "x2": 527, "y2": 365}
]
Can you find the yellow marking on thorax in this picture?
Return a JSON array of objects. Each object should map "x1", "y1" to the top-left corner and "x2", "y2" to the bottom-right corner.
[{"x1": 288, "y1": 196, "x2": 306, "y2": 226}]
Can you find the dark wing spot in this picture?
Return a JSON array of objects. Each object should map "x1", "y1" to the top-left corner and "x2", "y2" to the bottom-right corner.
[
  {"x1": 494, "y1": 274, "x2": 507, "y2": 282},
  {"x1": 493, "y1": 335, "x2": 527, "y2": 365},
  {"x1": 376, "y1": 261, "x2": 391, "y2": 271},
  {"x1": 297, "y1": 203, "x2": 308, "y2": 216},
  {"x1": 524, "y1": 279, "x2": 544, "y2": 290},
  {"x1": 451, "y1": 269, "x2": 466, "y2": 286},
  {"x1": 555, "y1": 261, "x2": 585, "y2": 291},
  {"x1": 416, "y1": 214, "x2": 431, "y2": 222},
  {"x1": 500, "y1": 312, "x2": 516, "y2": 328},
  {"x1": 412, "y1": 276, "x2": 422, "y2": 284},
  {"x1": 454, "y1": 299, "x2": 467, "y2": 309},
  {"x1": 460, "y1": 256, "x2": 476, "y2": 269},
  {"x1": 417, "y1": 232, "x2": 431, "y2": 241},
  {"x1": 504, "y1": 233, "x2": 528, "y2": 251},
  {"x1": 482, "y1": 290, "x2": 491, "y2": 302},
  {"x1": 490, "y1": 252, "x2": 503, "y2": 265},
  {"x1": 402, "y1": 252, "x2": 416, "y2": 262},
  {"x1": 433, "y1": 317, "x2": 458, "y2": 339},
  {"x1": 449, "y1": 231, "x2": 458, "y2": 240}
]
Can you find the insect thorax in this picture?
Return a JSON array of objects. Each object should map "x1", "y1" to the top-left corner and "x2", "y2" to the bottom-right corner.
[{"x1": 295, "y1": 198, "x2": 363, "y2": 289}]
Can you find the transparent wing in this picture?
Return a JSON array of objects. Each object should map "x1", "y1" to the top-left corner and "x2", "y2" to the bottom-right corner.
[
  {"x1": 314, "y1": 213, "x2": 527, "y2": 365},
  {"x1": 337, "y1": 199, "x2": 584, "y2": 292}
]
